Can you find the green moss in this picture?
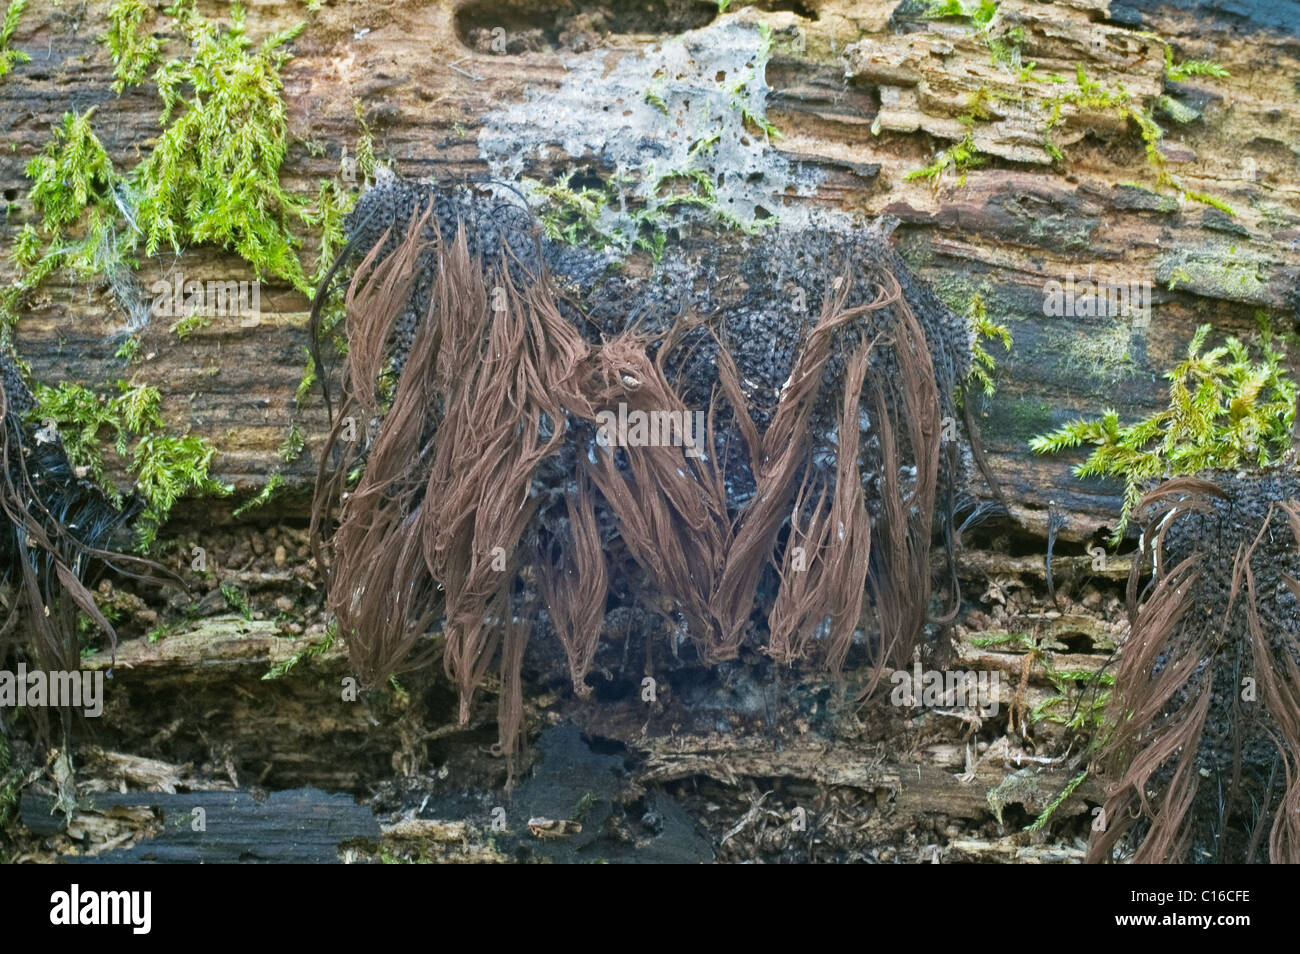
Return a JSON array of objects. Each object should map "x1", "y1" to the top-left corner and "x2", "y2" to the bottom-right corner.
[
  {"x1": 5, "y1": 5, "x2": 357, "y2": 519},
  {"x1": 351, "y1": 99, "x2": 377, "y2": 183},
  {"x1": 1024, "y1": 770, "x2": 1088, "y2": 832},
  {"x1": 960, "y1": 88, "x2": 995, "y2": 125},
  {"x1": 925, "y1": 272, "x2": 1014, "y2": 400},
  {"x1": 523, "y1": 29, "x2": 779, "y2": 257},
  {"x1": 0, "y1": 0, "x2": 28, "y2": 78},
  {"x1": 529, "y1": 177, "x2": 613, "y2": 249},
  {"x1": 171, "y1": 309, "x2": 211, "y2": 338},
  {"x1": 968, "y1": 630, "x2": 1035, "y2": 650},
  {"x1": 25, "y1": 108, "x2": 117, "y2": 237},
  {"x1": 644, "y1": 84, "x2": 669, "y2": 116},
  {"x1": 923, "y1": 0, "x2": 995, "y2": 28},
  {"x1": 104, "y1": 0, "x2": 161, "y2": 93},
  {"x1": 1156, "y1": 94, "x2": 1200, "y2": 124},
  {"x1": 1164, "y1": 46, "x2": 1229, "y2": 82},
  {"x1": 904, "y1": 132, "x2": 983, "y2": 187},
  {"x1": 232, "y1": 472, "x2": 284, "y2": 517},
  {"x1": 221, "y1": 582, "x2": 252, "y2": 619},
  {"x1": 1032, "y1": 690, "x2": 1110, "y2": 732},
  {"x1": 131, "y1": 433, "x2": 226, "y2": 545},
  {"x1": 137, "y1": 1, "x2": 310, "y2": 293},
  {"x1": 1, "y1": 108, "x2": 130, "y2": 330},
  {"x1": 527, "y1": 157, "x2": 756, "y2": 261},
  {"x1": 279, "y1": 422, "x2": 305, "y2": 463},
  {"x1": 923, "y1": 0, "x2": 1026, "y2": 70},
  {"x1": 5, "y1": 2, "x2": 328, "y2": 335},
  {"x1": 965, "y1": 292, "x2": 1012, "y2": 398},
  {"x1": 115, "y1": 335, "x2": 141, "y2": 362},
  {"x1": 1026, "y1": 652, "x2": 1114, "y2": 742},
  {"x1": 28, "y1": 379, "x2": 231, "y2": 549},
  {"x1": 1041, "y1": 65, "x2": 1234, "y2": 215},
  {"x1": 730, "y1": 37, "x2": 782, "y2": 142},
  {"x1": 263, "y1": 623, "x2": 336, "y2": 680},
  {"x1": 1030, "y1": 318, "x2": 1297, "y2": 544}
]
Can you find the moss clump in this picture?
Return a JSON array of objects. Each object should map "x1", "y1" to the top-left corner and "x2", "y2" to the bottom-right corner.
[
  {"x1": 28, "y1": 380, "x2": 231, "y2": 549},
  {"x1": 1031, "y1": 665, "x2": 1113, "y2": 732},
  {"x1": 922, "y1": 0, "x2": 1027, "y2": 70},
  {"x1": 24, "y1": 108, "x2": 118, "y2": 237},
  {"x1": 3, "y1": 1, "x2": 339, "y2": 335},
  {"x1": 4, "y1": 4, "x2": 358, "y2": 511},
  {"x1": 1042, "y1": 66, "x2": 1234, "y2": 215},
  {"x1": 904, "y1": 132, "x2": 983, "y2": 187},
  {"x1": 1030, "y1": 318, "x2": 1298, "y2": 543},
  {"x1": 115, "y1": 334, "x2": 141, "y2": 362},
  {"x1": 2, "y1": 109, "x2": 130, "y2": 328},
  {"x1": 137, "y1": 1, "x2": 310, "y2": 293},
  {"x1": 530, "y1": 178, "x2": 614, "y2": 249},
  {"x1": 1156, "y1": 94, "x2": 1200, "y2": 124},
  {"x1": 0, "y1": 0, "x2": 28, "y2": 78},
  {"x1": 922, "y1": 1, "x2": 994, "y2": 31},
  {"x1": 104, "y1": 0, "x2": 161, "y2": 93}
]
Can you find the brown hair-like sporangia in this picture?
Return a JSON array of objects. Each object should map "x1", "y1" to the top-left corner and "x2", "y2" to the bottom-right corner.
[{"x1": 308, "y1": 178, "x2": 986, "y2": 771}]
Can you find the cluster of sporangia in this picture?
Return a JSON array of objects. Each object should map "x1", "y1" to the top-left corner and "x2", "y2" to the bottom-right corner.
[
  {"x1": 307, "y1": 178, "x2": 978, "y2": 768},
  {"x1": 310, "y1": 181, "x2": 1300, "y2": 862},
  {"x1": 1089, "y1": 474, "x2": 1300, "y2": 863},
  {"x1": 10, "y1": 173, "x2": 1293, "y2": 864}
]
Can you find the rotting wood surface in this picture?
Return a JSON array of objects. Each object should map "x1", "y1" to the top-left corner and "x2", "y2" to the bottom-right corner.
[
  {"x1": 1, "y1": 0, "x2": 1296, "y2": 542},
  {"x1": 2, "y1": 0, "x2": 1298, "y2": 863}
]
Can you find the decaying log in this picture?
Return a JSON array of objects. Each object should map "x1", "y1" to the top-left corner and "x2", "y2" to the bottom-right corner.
[
  {"x1": 2, "y1": 0, "x2": 1297, "y2": 863},
  {"x1": 1, "y1": 0, "x2": 1296, "y2": 541}
]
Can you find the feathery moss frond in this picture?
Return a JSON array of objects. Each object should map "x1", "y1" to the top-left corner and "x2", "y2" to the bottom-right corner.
[
  {"x1": 104, "y1": 0, "x2": 161, "y2": 92},
  {"x1": 28, "y1": 380, "x2": 231, "y2": 549},
  {"x1": 1031, "y1": 319, "x2": 1297, "y2": 544},
  {"x1": 137, "y1": 1, "x2": 310, "y2": 292},
  {"x1": 0, "y1": 0, "x2": 29, "y2": 78}
]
